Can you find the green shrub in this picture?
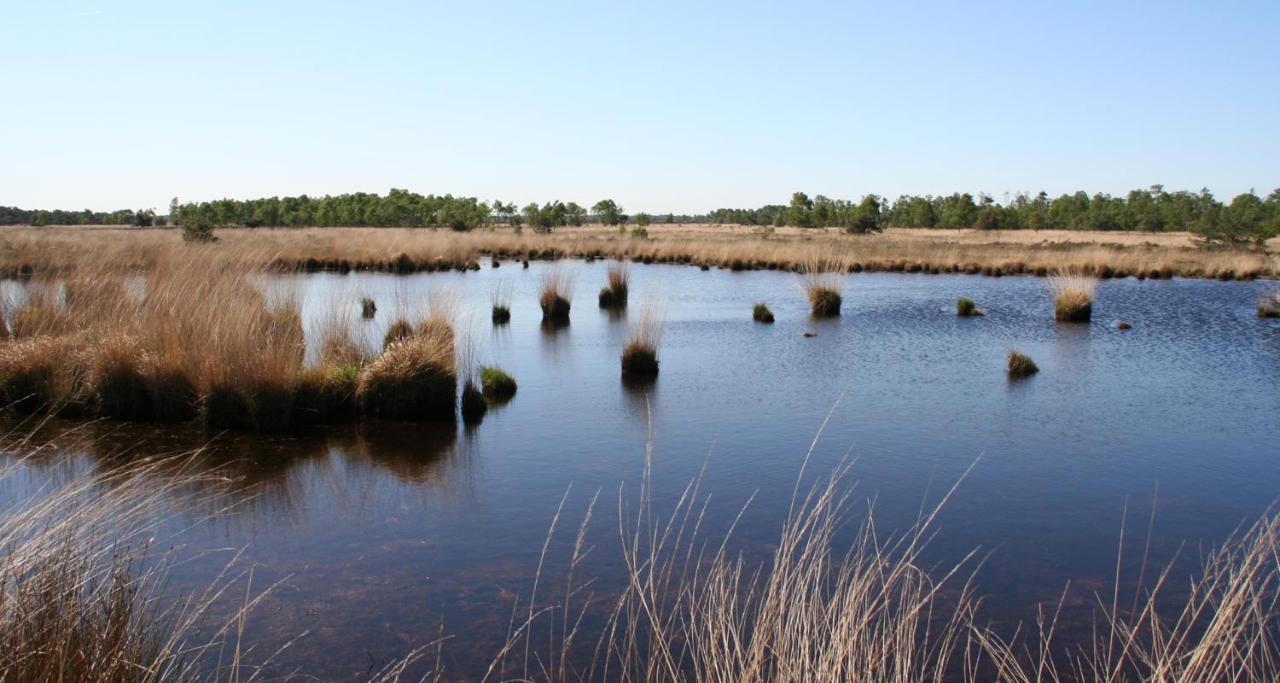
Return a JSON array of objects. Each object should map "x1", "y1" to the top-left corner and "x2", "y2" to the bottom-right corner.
[
  {"x1": 753, "y1": 303, "x2": 775, "y2": 323},
  {"x1": 956, "y1": 298, "x2": 982, "y2": 317},
  {"x1": 480, "y1": 366, "x2": 517, "y2": 402}
]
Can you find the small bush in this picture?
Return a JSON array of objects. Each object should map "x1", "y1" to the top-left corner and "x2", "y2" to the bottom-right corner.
[
  {"x1": 956, "y1": 298, "x2": 983, "y2": 317},
  {"x1": 480, "y1": 366, "x2": 517, "y2": 402},
  {"x1": 180, "y1": 217, "x2": 217, "y2": 243},
  {"x1": 753, "y1": 303, "x2": 775, "y2": 323},
  {"x1": 1007, "y1": 350, "x2": 1039, "y2": 379}
]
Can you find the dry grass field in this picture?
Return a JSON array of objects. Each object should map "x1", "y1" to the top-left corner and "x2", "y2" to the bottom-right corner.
[{"x1": 2, "y1": 223, "x2": 1276, "y2": 279}]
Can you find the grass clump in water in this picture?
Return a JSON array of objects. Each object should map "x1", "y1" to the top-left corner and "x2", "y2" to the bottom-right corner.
[
  {"x1": 360, "y1": 297, "x2": 377, "y2": 319},
  {"x1": 753, "y1": 303, "x2": 775, "y2": 323},
  {"x1": 1259, "y1": 291, "x2": 1280, "y2": 318},
  {"x1": 620, "y1": 308, "x2": 663, "y2": 379},
  {"x1": 598, "y1": 262, "x2": 629, "y2": 310},
  {"x1": 357, "y1": 326, "x2": 456, "y2": 422},
  {"x1": 539, "y1": 270, "x2": 573, "y2": 324},
  {"x1": 491, "y1": 280, "x2": 512, "y2": 324},
  {"x1": 801, "y1": 258, "x2": 844, "y2": 317},
  {"x1": 956, "y1": 298, "x2": 983, "y2": 317},
  {"x1": 1048, "y1": 271, "x2": 1097, "y2": 323},
  {"x1": 1007, "y1": 350, "x2": 1039, "y2": 379},
  {"x1": 480, "y1": 366, "x2": 517, "y2": 402}
]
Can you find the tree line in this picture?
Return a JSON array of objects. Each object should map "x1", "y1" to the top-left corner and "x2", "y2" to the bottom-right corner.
[
  {"x1": 708, "y1": 187, "x2": 1280, "y2": 246},
  {"x1": 7, "y1": 185, "x2": 1278, "y2": 247},
  {"x1": 0, "y1": 206, "x2": 161, "y2": 227}
]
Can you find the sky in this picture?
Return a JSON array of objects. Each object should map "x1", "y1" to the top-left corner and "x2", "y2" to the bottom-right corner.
[{"x1": 1, "y1": 0, "x2": 1277, "y2": 214}]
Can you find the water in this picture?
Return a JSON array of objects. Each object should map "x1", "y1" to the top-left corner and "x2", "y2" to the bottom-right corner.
[{"x1": 3, "y1": 262, "x2": 1279, "y2": 679}]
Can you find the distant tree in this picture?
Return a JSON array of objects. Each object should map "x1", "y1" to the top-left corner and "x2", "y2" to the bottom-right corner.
[
  {"x1": 635, "y1": 212, "x2": 651, "y2": 227},
  {"x1": 787, "y1": 192, "x2": 814, "y2": 227},
  {"x1": 665, "y1": 213, "x2": 675, "y2": 224},
  {"x1": 848, "y1": 195, "x2": 883, "y2": 234},
  {"x1": 134, "y1": 208, "x2": 156, "y2": 227},
  {"x1": 592, "y1": 199, "x2": 623, "y2": 226},
  {"x1": 564, "y1": 202, "x2": 587, "y2": 226}
]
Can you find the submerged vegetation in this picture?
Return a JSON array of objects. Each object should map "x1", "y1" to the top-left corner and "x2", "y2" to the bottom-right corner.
[{"x1": 1007, "y1": 350, "x2": 1039, "y2": 378}]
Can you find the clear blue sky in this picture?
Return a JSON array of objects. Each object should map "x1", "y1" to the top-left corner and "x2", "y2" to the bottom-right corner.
[{"x1": 2, "y1": 0, "x2": 1276, "y2": 214}]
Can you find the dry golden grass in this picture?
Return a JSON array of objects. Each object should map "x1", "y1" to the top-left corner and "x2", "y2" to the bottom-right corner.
[
  {"x1": 801, "y1": 256, "x2": 846, "y2": 317},
  {"x1": 0, "y1": 244, "x2": 457, "y2": 429},
  {"x1": 1048, "y1": 271, "x2": 1099, "y2": 323},
  {"x1": 482, "y1": 433, "x2": 1280, "y2": 682},
  {"x1": 539, "y1": 269, "x2": 573, "y2": 323},
  {"x1": 620, "y1": 307, "x2": 663, "y2": 378},
  {"x1": 0, "y1": 453, "x2": 283, "y2": 682},
  {"x1": 3, "y1": 224, "x2": 1275, "y2": 280}
]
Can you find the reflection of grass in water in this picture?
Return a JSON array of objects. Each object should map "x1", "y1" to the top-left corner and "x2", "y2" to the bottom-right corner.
[
  {"x1": 474, "y1": 431, "x2": 1280, "y2": 682},
  {"x1": 9, "y1": 424, "x2": 1280, "y2": 681}
]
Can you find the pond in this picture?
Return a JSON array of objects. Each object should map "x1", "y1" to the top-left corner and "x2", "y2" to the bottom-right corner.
[{"x1": 3, "y1": 261, "x2": 1279, "y2": 679}]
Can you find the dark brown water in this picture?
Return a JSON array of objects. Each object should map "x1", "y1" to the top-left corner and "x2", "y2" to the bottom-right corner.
[{"x1": 3, "y1": 262, "x2": 1279, "y2": 679}]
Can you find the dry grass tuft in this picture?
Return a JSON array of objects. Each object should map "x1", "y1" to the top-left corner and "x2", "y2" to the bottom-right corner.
[
  {"x1": 539, "y1": 269, "x2": 573, "y2": 323},
  {"x1": 0, "y1": 455, "x2": 275, "y2": 681},
  {"x1": 490, "y1": 280, "x2": 512, "y2": 324},
  {"x1": 599, "y1": 261, "x2": 630, "y2": 309},
  {"x1": 1048, "y1": 271, "x2": 1098, "y2": 323},
  {"x1": 357, "y1": 332, "x2": 456, "y2": 421},
  {"x1": 620, "y1": 307, "x2": 663, "y2": 379},
  {"x1": 1007, "y1": 350, "x2": 1039, "y2": 378},
  {"x1": 801, "y1": 257, "x2": 845, "y2": 317}
]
